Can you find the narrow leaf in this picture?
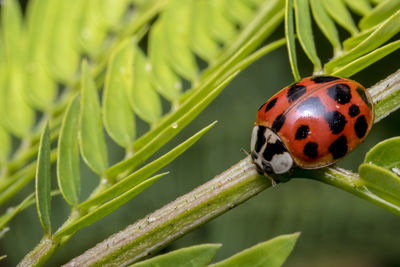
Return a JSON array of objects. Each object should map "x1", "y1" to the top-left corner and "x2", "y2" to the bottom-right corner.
[
  {"x1": 149, "y1": 21, "x2": 182, "y2": 102},
  {"x1": 57, "y1": 95, "x2": 80, "y2": 206},
  {"x1": 310, "y1": 0, "x2": 341, "y2": 52},
  {"x1": 364, "y1": 137, "x2": 400, "y2": 171},
  {"x1": 99, "y1": 0, "x2": 129, "y2": 30},
  {"x1": 35, "y1": 123, "x2": 52, "y2": 233},
  {"x1": 80, "y1": 61, "x2": 108, "y2": 175},
  {"x1": 190, "y1": 0, "x2": 221, "y2": 62},
  {"x1": 0, "y1": 126, "x2": 10, "y2": 165},
  {"x1": 103, "y1": 39, "x2": 135, "y2": 148},
  {"x1": 210, "y1": 233, "x2": 300, "y2": 267},
  {"x1": 0, "y1": 193, "x2": 34, "y2": 231},
  {"x1": 285, "y1": 0, "x2": 300, "y2": 80},
  {"x1": 326, "y1": 9, "x2": 400, "y2": 73},
  {"x1": 322, "y1": 0, "x2": 358, "y2": 35},
  {"x1": 2, "y1": 0, "x2": 23, "y2": 66},
  {"x1": 162, "y1": 0, "x2": 198, "y2": 81},
  {"x1": 55, "y1": 173, "x2": 168, "y2": 238},
  {"x1": 80, "y1": 121, "x2": 216, "y2": 209},
  {"x1": 344, "y1": 0, "x2": 371, "y2": 16},
  {"x1": 359, "y1": 163, "x2": 400, "y2": 203},
  {"x1": 130, "y1": 244, "x2": 221, "y2": 267},
  {"x1": 294, "y1": 0, "x2": 321, "y2": 72},
  {"x1": 343, "y1": 27, "x2": 376, "y2": 50},
  {"x1": 128, "y1": 45, "x2": 162, "y2": 124},
  {"x1": 359, "y1": 0, "x2": 400, "y2": 30},
  {"x1": 333, "y1": 40, "x2": 400, "y2": 77},
  {"x1": 208, "y1": 0, "x2": 237, "y2": 44},
  {"x1": 226, "y1": 0, "x2": 254, "y2": 26},
  {"x1": 107, "y1": 71, "x2": 238, "y2": 177}
]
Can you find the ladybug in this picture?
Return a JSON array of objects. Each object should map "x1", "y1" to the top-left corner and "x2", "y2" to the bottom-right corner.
[{"x1": 250, "y1": 75, "x2": 374, "y2": 177}]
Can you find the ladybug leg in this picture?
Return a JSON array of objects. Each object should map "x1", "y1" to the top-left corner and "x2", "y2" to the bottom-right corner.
[{"x1": 265, "y1": 173, "x2": 277, "y2": 187}]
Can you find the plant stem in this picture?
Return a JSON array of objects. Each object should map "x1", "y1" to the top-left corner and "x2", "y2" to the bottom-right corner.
[{"x1": 62, "y1": 157, "x2": 270, "y2": 266}]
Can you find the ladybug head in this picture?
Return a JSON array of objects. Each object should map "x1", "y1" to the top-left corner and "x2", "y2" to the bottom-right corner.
[{"x1": 250, "y1": 126, "x2": 293, "y2": 174}]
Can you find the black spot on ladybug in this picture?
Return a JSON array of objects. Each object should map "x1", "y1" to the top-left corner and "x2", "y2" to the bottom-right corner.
[
  {"x1": 303, "y1": 142, "x2": 318, "y2": 158},
  {"x1": 264, "y1": 98, "x2": 277, "y2": 113},
  {"x1": 324, "y1": 111, "x2": 347, "y2": 134},
  {"x1": 354, "y1": 115, "x2": 368, "y2": 138},
  {"x1": 287, "y1": 84, "x2": 306, "y2": 102},
  {"x1": 297, "y1": 97, "x2": 325, "y2": 116},
  {"x1": 295, "y1": 125, "x2": 310, "y2": 140},
  {"x1": 255, "y1": 126, "x2": 266, "y2": 152},
  {"x1": 356, "y1": 87, "x2": 372, "y2": 109},
  {"x1": 327, "y1": 83, "x2": 351, "y2": 104},
  {"x1": 263, "y1": 139, "x2": 287, "y2": 161},
  {"x1": 271, "y1": 114, "x2": 286, "y2": 132},
  {"x1": 311, "y1": 76, "x2": 340, "y2": 83},
  {"x1": 348, "y1": 104, "x2": 360, "y2": 117},
  {"x1": 329, "y1": 135, "x2": 348, "y2": 159}
]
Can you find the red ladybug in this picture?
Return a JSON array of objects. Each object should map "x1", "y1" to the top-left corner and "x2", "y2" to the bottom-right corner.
[{"x1": 251, "y1": 75, "x2": 374, "y2": 175}]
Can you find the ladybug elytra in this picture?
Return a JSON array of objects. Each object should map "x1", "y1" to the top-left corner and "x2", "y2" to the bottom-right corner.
[{"x1": 250, "y1": 75, "x2": 374, "y2": 176}]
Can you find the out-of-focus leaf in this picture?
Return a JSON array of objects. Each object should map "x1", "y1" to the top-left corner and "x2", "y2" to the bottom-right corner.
[
  {"x1": 128, "y1": 45, "x2": 161, "y2": 124},
  {"x1": 2, "y1": 0, "x2": 23, "y2": 66},
  {"x1": 55, "y1": 173, "x2": 168, "y2": 238},
  {"x1": 103, "y1": 39, "x2": 135, "y2": 148},
  {"x1": 81, "y1": 121, "x2": 216, "y2": 209},
  {"x1": 359, "y1": 163, "x2": 400, "y2": 203},
  {"x1": 208, "y1": 0, "x2": 237, "y2": 44},
  {"x1": 25, "y1": 0, "x2": 57, "y2": 109},
  {"x1": 47, "y1": 0, "x2": 82, "y2": 83},
  {"x1": 285, "y1": 0, "x2": 300, "y2": 80},
  {"x1": 99, "y1": 0, "x2": 129, "y2": 30},
  {"x1": 364, "y1": 137, "x2": 400, "y2": 171},
  {"x1": 322, "y1": 0, "x2": 358, "y2": 35},
  {"x1": 294, "y1": 0, "x2": 321, "y2": 72},
  {"x1": 162, "y1": 0, "x2": 198, "y2": 81},
  {"x1": 149, "y1": 20, "x2": 182, "y2": 102},
  {"x1": 0, "y1": 193, "x2": 34, "y2": 231},
  {"x1": 57, "y1": 96, "x2": 80, "y2": 206},
  {"x1": 80, "y1": 61, "x2": 108, "y2": 175},
  {"x1": 191, "y1": 0, "x2": 220, "y2": 62},
  {"x1": 130, "y1": 244, "x2": 221, "y2": 267},
  {"x1": 326, "y1": 9, "x2": 400, "y2": 73},
  {"x1": 333, "y1": 40, "x2": 400, "y2": 77},
  {"x1": 310, "y1": 0, "x2": 341, "y2": 53},
  {"x1": 0, "y1": 126, "x2": 10, "y2": 165},
  {"x1": 210, "y1": 233, "x2": 300, "y2": 267},
  {"x1": 35, "y1": 123, "x2": 52, "y2": 234},
  {"x1": 226, "y1": 0, "x2": 254, "y2": 25},
  {"x1": 359, "y1": 0, "x2": 400, "y2": 30},
  {"x1": 344, "y1": 0, "x2": 371, "y2": 16}
]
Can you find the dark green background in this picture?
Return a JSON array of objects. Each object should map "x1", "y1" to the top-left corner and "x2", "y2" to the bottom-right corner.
[{"x1": 2, "y1": 4, "x2": 400, "y2": 266}]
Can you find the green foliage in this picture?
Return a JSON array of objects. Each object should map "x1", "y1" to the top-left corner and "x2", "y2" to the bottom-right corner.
[{"x1": 0, "y1": 0, "x2": 399, "y2": 265}]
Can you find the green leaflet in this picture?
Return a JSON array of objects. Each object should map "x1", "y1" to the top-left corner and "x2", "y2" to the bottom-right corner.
[
  {"x1": 130, "y1": 244, "x2": 221, "y2": 267},
  {"x1": 99, "y1": 0, "x2": 130, "y2": 30},
  {"x1": 190, "y1": 0, "x2": 221, "y2": 62},
  {"x1": 0, "y1": 193, "x2": 34, "y2": 231},
  {"x1": 79, "y1": 61, "x2": 108, "y2": 175},
  {"x1": 226, "y1": 0, "x2": 254, "y2": 25},
  {"x1": 344, "y1": 0, "x2": 371, "y2": 16},
  {"x1": 57, "y1": 95, "x2": 80, "y2": 206},
  {"x1": 294, "y1": 0, "x2": 321, "y2": 72},
  {"x1": 161, "y1": 0, "x2": 198, "y2": 81},
  {"x1": 364, "y1": 137, "x2": 400, "y2": 172},
  {"x1": 46, "y1": 0, "x2": 82, "y2": 84},
  {"x1": 210, "y1": 233, "x2": 300, "y2": 267},
  {"x1": 309, "y1": 0, "x2": 341, "y2": 53},
  {"x1": 103, "y1": 39, "x2": 135, "y2": 148},
  {"x1": 322, "y1": 0, "x2": 358, "y2": 35},
  {"x1": 208, "y1": 0, "x2": 237, "y2": 44},
  {"x1": 80, "y1": 121, "x2": 216, "y2": 210},
  {"x1": 343, "y1": 27, "x2": 376, "y2": 50},
  {"x1": 326, "y1": 9, "x2": 400, "y2": 73},
  {"x1": 35, "y1": 123, "x2": 52, "y2": 234},
  {"x1": 0, "y1": 126, "x2": 10, "y2": 165},
  {"x1": 285, "y1": 0, "x2": 300, "y2": 81},
  {"x1": 359, "y1": 163, "x2": 400, "y2": 204},
  {"x1": 359, "y1": 0, "x2": 400, "y2": 30},
  {"x1": 128, "y1": 45, "x2": 162, "y2": 124},
  {"x1": 55, "y1": 173, "x2": 168, "y2": 238},
  {"x1": 2, "y1": 0, "x2": 23, "y2": 66},
  {"x1": 149, "y1": 20, "x2": 182, "y2": 102},
  {"x1": 25, "y1": 0, "x2": 57, "y2": 110},
  {"x1": 333, "y1": 40, "x2": 400, "y2": 77}
]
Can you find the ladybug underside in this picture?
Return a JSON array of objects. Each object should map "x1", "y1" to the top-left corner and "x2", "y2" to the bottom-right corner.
[{"x1": 252, "y1": 76, "x2": 374, "y2": 173}]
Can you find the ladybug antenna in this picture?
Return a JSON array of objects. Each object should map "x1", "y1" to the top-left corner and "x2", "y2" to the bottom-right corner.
[{"x1": 240, "y1": 148, "x2": 250, "y2": 157}]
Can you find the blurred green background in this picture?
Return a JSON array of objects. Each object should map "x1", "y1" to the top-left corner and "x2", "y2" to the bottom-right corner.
[{"x1": 2, "y1": 2, "x2": 400, "y2": 267}]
